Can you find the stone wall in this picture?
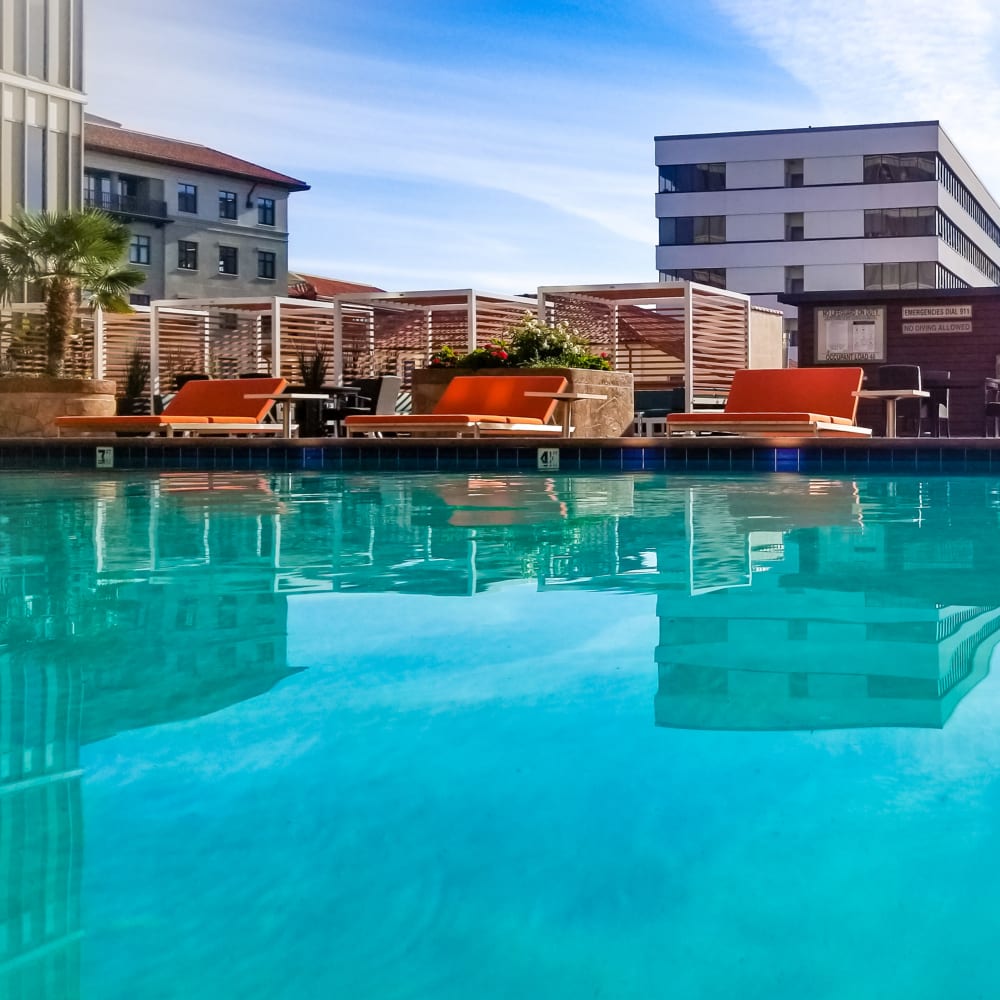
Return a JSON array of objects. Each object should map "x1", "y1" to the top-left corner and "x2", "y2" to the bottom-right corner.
[{"x1": 0, "y1": 377, "x2": 116, "y2": 437}]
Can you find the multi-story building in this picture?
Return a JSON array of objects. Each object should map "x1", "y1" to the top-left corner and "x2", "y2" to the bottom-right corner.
[
  {"x1": 0, "y1": 0, "x2": 85, "y2": 221},
  {"x1": 654, "y1": 121, "x2": 1000, "y2": 355},
  {"x1": 83, "y1": 116, "x2": 310, "y2": 303}
]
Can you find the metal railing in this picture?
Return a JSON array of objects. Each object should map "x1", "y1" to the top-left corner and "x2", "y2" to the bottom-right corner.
[{"x1": 84, "y1": 192, "x2": 168, "y2": 220}]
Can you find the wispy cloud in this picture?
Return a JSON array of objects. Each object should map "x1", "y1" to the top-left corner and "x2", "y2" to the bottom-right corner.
[
  {"x1": 712, "y1": 0, "x2": 1000, "y2": 184},
  {"x1": 88, "y1": 0, "x2": 1000, "y2": 291}
]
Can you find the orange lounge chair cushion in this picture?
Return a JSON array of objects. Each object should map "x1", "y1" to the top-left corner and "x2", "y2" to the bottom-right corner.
[
  {"x1": 54, "y1": 415, "x2": 212, "y2": 430},
  {"x1": 159, "y1": 377, "x2": 287, "y2": 421},
  {"x1": 668, "y1": 411, "x2": 856, "y2": 426},
  {"x1": 431, "y1": 375, "x2": 568, "y2": 423},
  {"x1": 54, "y1": 376, "x2": 289, "y2": 431},
  {"x1": 722, "y1": 367, "x2": 864, "y2": 422},
  {"x1": 345, "y1": 413, "x2": 544, "y2": 427},
  {"x1": 344, "y1": 374, "x2": 569, "y2": 432}
]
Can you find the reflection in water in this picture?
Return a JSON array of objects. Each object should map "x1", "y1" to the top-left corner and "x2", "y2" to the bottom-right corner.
[
  {"x1": 654, "y1": 478, "x2": 1000, "y2": 731},
  {"x1": 2, "y1": 470, "x2": 1000, "y2": 994}
]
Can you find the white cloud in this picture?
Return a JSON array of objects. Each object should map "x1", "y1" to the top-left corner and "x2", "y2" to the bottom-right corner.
[
  {"x1": 711, "y1": 0, "x2": 1000, "y2": 188},
  {"x1": 88, "y1": 0, "x2": 1000, "y2": 292}
]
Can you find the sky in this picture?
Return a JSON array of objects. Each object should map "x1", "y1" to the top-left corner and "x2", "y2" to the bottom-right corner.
[{"x1": 86, "y1": 0, "x2": 1000, "y2": 295}]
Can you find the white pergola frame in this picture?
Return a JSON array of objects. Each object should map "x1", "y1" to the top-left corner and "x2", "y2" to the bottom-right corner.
[
  {"x1": 147, "y1": 296, "x2": 337, "y2": 396},
  {"x1": 536, "y1": 281, "x2": 752, "y2": 410},
  {"x1": 331, "y1": 288, "x2": 538, "y2": 383}
]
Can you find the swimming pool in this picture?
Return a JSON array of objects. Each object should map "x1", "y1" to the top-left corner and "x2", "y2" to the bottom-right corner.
[{"x1": 4, "y1": 469, "x2": 1000, "y2": 998}]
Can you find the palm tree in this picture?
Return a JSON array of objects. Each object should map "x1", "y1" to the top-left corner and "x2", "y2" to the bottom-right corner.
[{"x1": 0, "y1": 209, "x2": 146, "y2": 376}]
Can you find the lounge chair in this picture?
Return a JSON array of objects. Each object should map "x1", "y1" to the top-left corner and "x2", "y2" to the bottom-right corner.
[
  {"x1": 344, "y1": 374, "x2": 568, "y2": 437},
  {"x1": 55, "y1": 377, "x2": 289, "y2": 437},
  {"x1": 666, "y1": 367, "x2": 872, "y2": 438}
]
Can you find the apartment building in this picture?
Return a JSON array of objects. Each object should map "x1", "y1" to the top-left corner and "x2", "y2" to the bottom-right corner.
[
  {"x1": 653, "y1": 121, "x2": 1000, "y2": 353},
  {"x1": 0, "y1": 0, "x2": 85, "y2": 221},
  {"x1": 84, "y1": 116, "x2": 310, "y2": 303}
]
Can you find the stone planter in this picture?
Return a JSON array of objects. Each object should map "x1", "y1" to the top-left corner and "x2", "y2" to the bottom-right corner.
[
  {"x1": 0, "y1": 376, "x2": 117, "y2": 438},
  {"x1": 412, "y1": 367, "x2": 634, "y2": 437}
]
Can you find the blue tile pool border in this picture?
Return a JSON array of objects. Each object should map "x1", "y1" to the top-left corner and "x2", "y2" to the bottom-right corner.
[{"x1": 11, "y1": 435, "x2": 1000, "y2": 475}]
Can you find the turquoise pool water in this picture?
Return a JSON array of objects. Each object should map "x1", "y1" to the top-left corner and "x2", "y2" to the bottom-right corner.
[{"x1": 4, "y1": 469, "x2": 1000, "y2": 998}]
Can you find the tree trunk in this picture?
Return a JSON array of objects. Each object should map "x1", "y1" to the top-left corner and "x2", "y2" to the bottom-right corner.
[{"x1": 45, "y1": 277, "x2": 74, "y2": 377}]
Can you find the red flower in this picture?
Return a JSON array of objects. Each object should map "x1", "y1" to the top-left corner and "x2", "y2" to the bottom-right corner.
[{"x1": 494, "y1": 349, "x2": 508, "y2": 360}]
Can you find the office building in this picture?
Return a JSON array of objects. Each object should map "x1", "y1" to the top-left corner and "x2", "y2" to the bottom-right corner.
[
  {"x1": 84, "y1": 116, "x2": 310, "y2": 302},
  {"x1": 654, "y1": 121, "x2": 1000, "y2": 354},
  {"x1": 0, "y1": 0, "x2": 86, "y2": 221}
]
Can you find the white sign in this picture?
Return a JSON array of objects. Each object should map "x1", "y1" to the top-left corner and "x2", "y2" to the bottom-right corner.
[
  {"x1": 95, "y1": 447, "x2": 114, "y2": 469},
  {"x1": 816, "y1": 307, "x2": 886, "y2": 363},
  {"x1": 537, "y1": 448, "x2": 560, "y2": 471},
  {"x1": 901, "y1": 305, "x2": 972, "y2": 319},
  {"x1": 902, "y1": 321, "x2": 973, "y2": 334}
]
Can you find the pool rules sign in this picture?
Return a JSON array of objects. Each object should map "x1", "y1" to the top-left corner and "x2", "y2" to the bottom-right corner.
[{"x1": 815, "y1": 306, "x2": 886, "y2": 363}]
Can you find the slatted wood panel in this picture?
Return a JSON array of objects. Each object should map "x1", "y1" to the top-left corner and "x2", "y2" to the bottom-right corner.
[
  {"x1": 0, "y1": 307, "x2": 95, "y2": 377},
  {"x1": 690, "y1": 287, "x2": 749, "y2": 397}
]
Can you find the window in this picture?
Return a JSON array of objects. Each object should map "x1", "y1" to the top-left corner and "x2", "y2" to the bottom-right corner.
[
  {"x1": 784, "y1": 265, "x2": 804, "y2": 295},
  {"x1": 863, "y1": 261, "x2": 936, "y2": 290},
  {"x1": 657, "y1": 162, "x2": 725, "y2": 194},
  {"x1": 660, "y1": 268, "x2": 727, "y2": 288},
  {"x1": 785, "y1": 212, "x2": 804, "y2": 241},
  {"x1": 177, "y1": 182, "x2": 198, "y2": 213},
  {"x1": 863, "y1": 207, "x2": 935, "y2": 238},
  {"x1": 863, "y1": 152, "x2": 935, "y2": 184},
  {"x1": 257, "y1": 197, "x2": 276, "y2": 226},
  {"x1": 178, "y1": 240, "x2": 198, "y2": 270},
  {"x1": 218, "y1": 245, "x2": 238, "y2": 275},
  {"x1": 129, "y1": 293, "x2": 151, "y2": 306},
  {"x1": 784, "y1": 159, "x2": 804, "y2": 188},
  {"x1": 85, "y1": 172, "x2": 111, "y2": 210},
  {"x1": 129, "y1": 234, "x2": 151, "y2": 265},
  {"x1": 936, "y1": 211, "x2": 1000, "y2": 283},
  {"x1": 25, "y1": 126, "x2": 45, "y2": 211},
  {"x1": 257, "y1": 250, "x2": 276, "y2": 280},
  {"x1": 219, "y1": 190, "x2": 238, "y2": 220},
  {"x1": 658, "y1": 215, "x2": 725, "y2": 245}
]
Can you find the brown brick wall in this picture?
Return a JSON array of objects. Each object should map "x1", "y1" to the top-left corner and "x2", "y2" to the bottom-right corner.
[{"x1": 797, "y1": 292, "x2": 1000, "y2": 436}]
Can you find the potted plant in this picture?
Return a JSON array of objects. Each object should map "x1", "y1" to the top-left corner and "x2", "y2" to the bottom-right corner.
[
  {"x1": 0, "y1": 209, "x2": 146, "y2": 436},
  {"x1": 117, "y1": 346, "x2": 152, "y2": 415},
  {"x1": 294, "y1": 346, "x2": 329, "y2": 436},
  {"x1": 419, "y1": 312, "x2": 632, "y2": 436}
]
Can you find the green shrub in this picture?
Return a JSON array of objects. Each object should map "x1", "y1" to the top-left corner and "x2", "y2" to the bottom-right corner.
[{"x1": 429, "y1": 313, "x2": 610, "y2": 371}]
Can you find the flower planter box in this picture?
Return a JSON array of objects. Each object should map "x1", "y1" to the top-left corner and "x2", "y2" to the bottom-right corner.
[
  {"x1": 412, "y1": 367, "x2": 634, "y2": 438},
  {"x1": 0, "y1": 376, "x2": 117, "y2": 437}
]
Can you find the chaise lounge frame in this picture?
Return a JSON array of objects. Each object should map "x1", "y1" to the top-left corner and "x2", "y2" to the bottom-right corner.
[
  {"x1": 344, "y1": 374, "x2": 569, "y2": 438},
  {"x1": 55, "y1": 377, "x2": 290, "y2": 437},
  {"x1": 666, "y1": 367, "x2": 872, "y2": 438}
]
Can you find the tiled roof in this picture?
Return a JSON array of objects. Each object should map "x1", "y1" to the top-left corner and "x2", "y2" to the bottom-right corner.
[
  {"x1": 288, "y1": 273, "x2": 385, "y2": 299},
  {"x1": 85, "y1": 121, "x2": 310, "y2": 191}
]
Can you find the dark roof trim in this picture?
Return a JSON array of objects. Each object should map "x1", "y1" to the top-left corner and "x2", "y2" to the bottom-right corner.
[
  {"x1": 654, "y1": 120, "x2": 940, "y2": 142},
  {"x1": 779, "y1": 286, "x2": 1000, "y2": 307}
]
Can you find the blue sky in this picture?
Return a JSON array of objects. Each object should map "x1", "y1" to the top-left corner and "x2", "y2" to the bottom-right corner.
[{"x1": 87, "y1": 0, "x2": 1000, "y2": 293}]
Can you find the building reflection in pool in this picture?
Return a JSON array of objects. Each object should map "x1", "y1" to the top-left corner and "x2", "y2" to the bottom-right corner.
[{"x1": 2, "y1": 470, "x2": 1000, "y2": 993}]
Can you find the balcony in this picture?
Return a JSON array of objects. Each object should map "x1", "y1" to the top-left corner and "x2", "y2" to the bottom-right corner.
[{"x1": 85, "y1": 192, "x2": 170, "y2": 224}]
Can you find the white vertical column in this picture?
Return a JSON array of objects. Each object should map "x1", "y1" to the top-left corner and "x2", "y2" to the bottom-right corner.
[
  {"x1": 92, "y1": 306, "x2": 105, "y2": 379},
  {"x1": 272, "y1": 298, "x2": 281, "y2": 377},
  {"x1": 467, "y1": 293, "x2": 476, "y2": 352},
  {"x1": 333, "y1": 299, "x2": 343, "y2": 385},
  {"x1": 366, "y1": 307, "x2": 375, "y2": 375},
  {"x1": 150, "y1": 303, "x2": 160, "y2": 399},
  {"x1": 611, "y1": 303, "x2": 619, "y2": 369},
  {"x1": 683, "y1": 285, "x2": 694, "y2": 411}
]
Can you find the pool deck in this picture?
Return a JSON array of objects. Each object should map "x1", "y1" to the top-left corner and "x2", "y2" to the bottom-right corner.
[{"x1": 11, "y1": 434, "x2": 1000, "y2": 474}]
